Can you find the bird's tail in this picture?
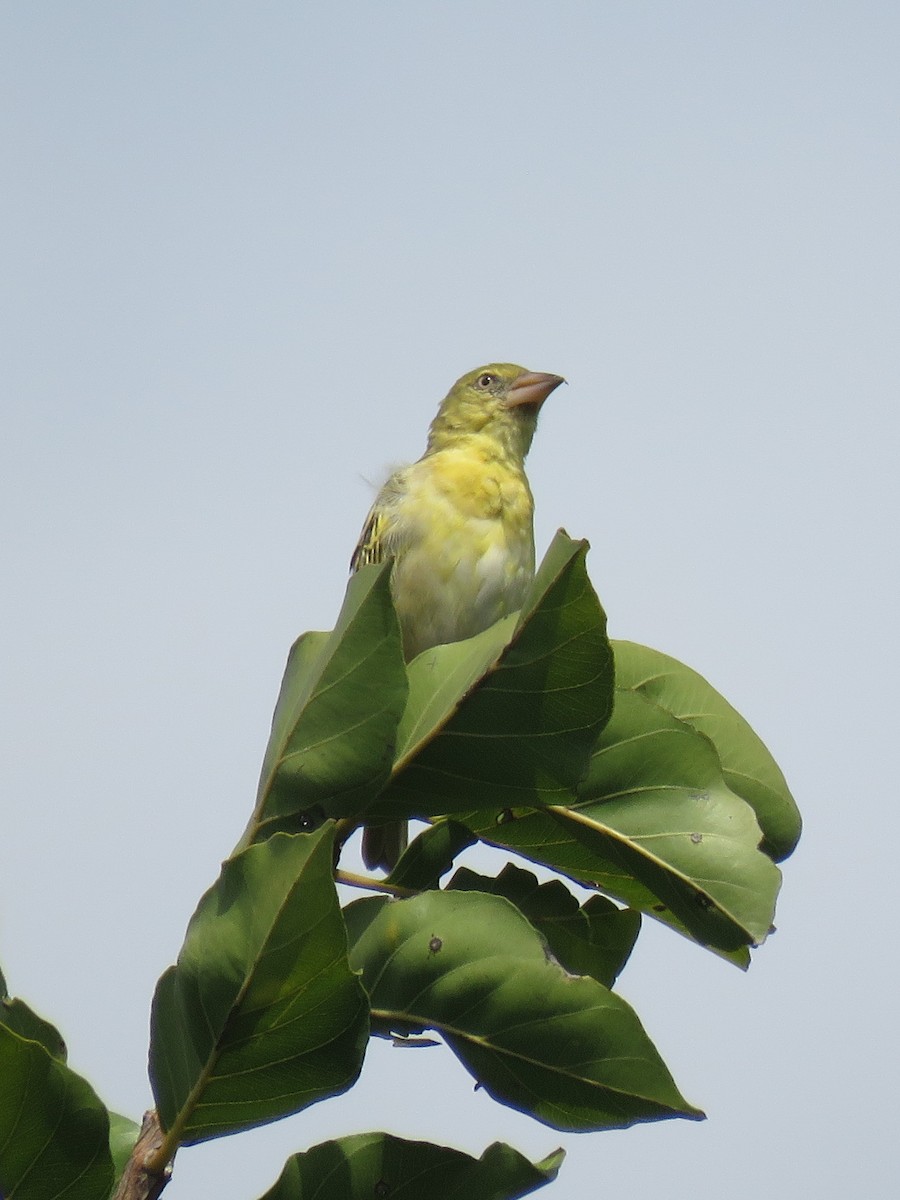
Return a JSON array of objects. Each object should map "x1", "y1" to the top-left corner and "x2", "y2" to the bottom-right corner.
[{"x1": 361, "y1": 820, "x2": 408, "y2": 873}]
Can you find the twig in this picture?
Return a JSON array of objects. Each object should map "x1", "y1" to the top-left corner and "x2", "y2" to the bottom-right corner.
[
  {"x1": 335, "y1": 869, "x2": 417, "y2": 897},
  {"x1": 112, "y1": 1110, "x2": 173, "y2": 1200}
]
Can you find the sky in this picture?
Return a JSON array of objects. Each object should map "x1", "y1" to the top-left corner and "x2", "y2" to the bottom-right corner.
[{"x1": 1, "y1": 2, "x2": 898, "y2": 1197}]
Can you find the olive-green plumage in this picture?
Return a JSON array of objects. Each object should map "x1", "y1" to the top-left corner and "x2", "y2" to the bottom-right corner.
[{"x1": 352, "y1": 362, "x2": 564, "y2": 870}]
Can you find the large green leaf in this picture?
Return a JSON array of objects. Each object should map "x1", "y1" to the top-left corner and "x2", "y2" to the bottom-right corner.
[
  {"x1": 613, "y1": 640, "x2": 801, "y2": 860},
  {"x1": 385, "y1": 820, "x2": 477, "y2": 891},
  {"x1": 461, "y1": 690, "x2": 780, "y2": 956},
  {"x1": 368, "y1": 532, "x2": 614, "y2": 820},
  {"x1": 0, "y1": 1023, "x2": 113, "y2": 1200},
  {"x1": 108, "y1": 1112, "x2": 141, "y2": 1188},
  {"x1": 346, "y1": 891, "x2": 702, "y2": 1131},
  {"x1": 258, "y1": 1134, "x2": 563, "y2": 1200},
  {"x1": 0, "y1": 983, "x2": 67, "y2": 1062},
  {"x1": 448, "y1": 863, "x2": 640, "y2": 988},
  {"x1": 245, "y1": 562, "x2": 407, "y2": 844},
  {"x1": 150, "y1": 827, "x2": 368, "y2": 1145}
]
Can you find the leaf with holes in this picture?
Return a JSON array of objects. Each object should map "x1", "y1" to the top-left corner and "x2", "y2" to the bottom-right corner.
[
  {"x1": 461, "y1": 690, "x2": 780, "y2": 958},
  {"x1": 613, "y1": 640, "x2": 801, "y2": 859},
  {"x1": 448, "y1": 863, "x2": 640, "y2": 988},
  {"x1": 345, "y1": 890, "x2": 701, "y2": 1131}
]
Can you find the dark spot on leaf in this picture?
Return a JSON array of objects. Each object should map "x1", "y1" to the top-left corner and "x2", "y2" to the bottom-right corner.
[
  {"x1": 298, "y1": 806, "x2": 325, "y2": 831},
  {"x1": 695, "y1": 893, "x2": 713, "y2": 910},
  {"x1": 652, "y1": 904, "x2": 667, "y2": 913},
  {"x1": 428, "y1": 936, "x2": 443, "y2": 954},
  {"x1": 690, "y1": 832, "x2": 703, "y2": 844},
  {"x1": 495, "y1": 808, "x2": 515, "y2": 825}
]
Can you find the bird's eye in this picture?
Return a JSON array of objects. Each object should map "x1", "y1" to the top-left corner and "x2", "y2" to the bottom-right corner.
[{"x1": 477, "y1": 373, "x2": 497, "y2": 389}]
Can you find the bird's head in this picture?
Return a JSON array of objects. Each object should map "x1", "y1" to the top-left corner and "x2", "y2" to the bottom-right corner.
[{"x1": 426, "y1": 363, "x2": 565, "y2": 461}]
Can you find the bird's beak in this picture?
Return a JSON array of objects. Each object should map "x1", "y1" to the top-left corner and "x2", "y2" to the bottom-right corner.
[{"x1": 505, "y1": 371, "x2": 566, "y2": 409}]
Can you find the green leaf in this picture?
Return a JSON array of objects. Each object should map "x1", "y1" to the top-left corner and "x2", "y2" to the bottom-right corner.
[
  {"x1": 385, "y1": 820, "x2": 477, "y2": 891},
  {"x1": 150, "y1": 827, "x2": 369, "y2": 1145},
  {"x1": 0, "y1": 991, "x2": 67, "y2": 1062},
  {"x1": 369, "y1": 532, "x2": 614, "y2": 820},
  {"x1": 108, "y1": 1112, "x2": 141, "y2": 1186},
  {"x1": 246, "y1": 562, "x2": 407, "y2": 843},
  {"x1": 346, "y1": 891, "x2": 702, "y2": 1132},
  {"x1": 258, "y1": 1133, "x2": 563, "y2": 1200},
  {"x1": 461, "y1": 690, "x2": 780, "y2": 956},
  {"x1": 0, "y1": 1023, "x2": 113, "y2": 1200},
  {"x1": 448, "y1": 864, "x2": 640, "y2": 988},
  {"x1": 613, "y1": 640, "x2": 801, "y2": 860}
]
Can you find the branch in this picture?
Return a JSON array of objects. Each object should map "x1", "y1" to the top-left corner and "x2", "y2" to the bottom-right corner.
[
  {"x1": 112, "y1": 1110, "x2": 173, "y2": 1200},
  {"x1": 335, "y1": 869, "x2": 417, "y2": 897}
]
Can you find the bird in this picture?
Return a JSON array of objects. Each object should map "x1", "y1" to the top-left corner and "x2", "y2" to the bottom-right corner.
[{"x1": 350, "y1": 362, "x2": 565, "y2": 871}]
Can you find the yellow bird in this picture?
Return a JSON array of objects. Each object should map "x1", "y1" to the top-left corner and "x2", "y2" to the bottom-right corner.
[{"x1": 351, "y1": 362, "x2": 564, "y2": 870}]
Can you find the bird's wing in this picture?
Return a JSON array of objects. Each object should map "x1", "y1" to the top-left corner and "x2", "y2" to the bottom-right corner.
[
  {"x1": 351, "y1": 458, "x2": 433, "y2": 585},
  {"x1": 350, "y1": 465, "x2": 412, "y2": 574},
  {"x1": 350, "y1": 504, "x2": 389, "y2": 572}
]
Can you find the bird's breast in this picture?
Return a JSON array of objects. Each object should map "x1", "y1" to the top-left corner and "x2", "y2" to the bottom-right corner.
[{"x1": 388, "y1": 448, "x2": 536, "y2": 658}]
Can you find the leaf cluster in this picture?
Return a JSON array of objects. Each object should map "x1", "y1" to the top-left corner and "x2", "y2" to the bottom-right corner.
[{"x1": 0, "y1": 534, "x2": 800, "y2": 1200}]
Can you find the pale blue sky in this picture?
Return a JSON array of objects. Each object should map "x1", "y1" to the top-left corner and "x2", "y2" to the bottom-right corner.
[{"x1": 2, "y1": 4, "x2": 897, "y2": 1197}]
